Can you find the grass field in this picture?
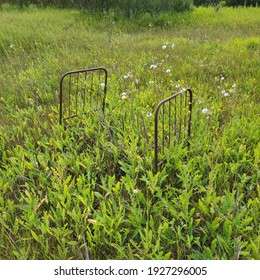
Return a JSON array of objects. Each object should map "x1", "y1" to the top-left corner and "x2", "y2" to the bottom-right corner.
[{"x1": 0, "y1": 6, "x2": 259, "y2": 259}]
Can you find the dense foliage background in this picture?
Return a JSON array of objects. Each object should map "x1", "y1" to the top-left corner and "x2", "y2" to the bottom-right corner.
[{"x1": 0, "y1": 0, "x2": 259, "y2": 15}]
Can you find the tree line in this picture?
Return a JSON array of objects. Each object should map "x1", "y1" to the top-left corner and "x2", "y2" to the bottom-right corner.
[
  {"x1": 194, "y1": 0, "x2": 258, "y2": 6},
  {"x1": 1, "y1": 0, "x2": 193, "y2": 13},
  {"x1": 0, "y1": 0, "x2": 258, "y2": 16}
]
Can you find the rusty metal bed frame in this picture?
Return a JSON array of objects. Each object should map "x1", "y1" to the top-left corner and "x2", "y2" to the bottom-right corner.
[{"x1": 59, "y1": 68, "x2": 193, "y2": 172}]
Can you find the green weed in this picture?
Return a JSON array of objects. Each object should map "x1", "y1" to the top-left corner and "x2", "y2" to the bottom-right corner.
[{"x1": 0, "y1": 7, "x2": 259, "y2": 259}]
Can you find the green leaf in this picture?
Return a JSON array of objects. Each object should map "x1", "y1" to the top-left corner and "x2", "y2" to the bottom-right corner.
[{"x1": 31, "y1": 230, "x2": 39, "y2": 243}]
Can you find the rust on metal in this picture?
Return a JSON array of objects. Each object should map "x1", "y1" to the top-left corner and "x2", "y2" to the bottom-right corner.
[
  {"x1": 154, "y1": 89, "x2": 193, "y2": 172},
  {"x1": 59, "y1": 67, "x2": 108, "y2": 125},
  {"x1": 59, "y1": 68, "x2": 193, "y2": 174}
]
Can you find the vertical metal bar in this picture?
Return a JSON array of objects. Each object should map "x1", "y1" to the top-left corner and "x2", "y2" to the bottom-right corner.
[
  {"x1": 162, "y1": 103, "x2": 165, "y2": 154},
  {"x1": 179, "y1": 93, "x2": 183, "y2": 142},
  {"x1": 83, "y1": 70, "x2": 87, "y2": 111},
  {"x1": 59, "y1": 76, "x2": 63, "y2": 125},
  {"x1": 174, "y1": 96, "x2": 177, "y2": 138},
  {"x1": 76, "y1": 72, "x2": 79, "y2": 115},
  {"x1": 184, "y1": 92, "x2": 188, "y2": 138},
  {"x1": 90, "y1": 70, "x2": 94, "y2": 108},
  {"x1": 169, "y1": 99, "x2": 171, "y2": 146},
  {"x1": 98, "y1": 69, "x2": 101, "y2": 105},
  {"x1": 154, "y1": 105, "x2": 160, "y2": 173},
  {"x1": 102, "y1": 68, "x2": 108, "y2": 113},
  {"x1": 68, "y1": 74, "x2": 71, "y2": 117},
  {"x1": 187, "y1": 89, "x2": 193, "y2": 139}
]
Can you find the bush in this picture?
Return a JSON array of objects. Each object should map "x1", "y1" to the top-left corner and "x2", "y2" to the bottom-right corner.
[
  {"x1": 0, "y1": 0, "x2": 194, "y2": 14},
  {"x1": 193, "y1": 0, "x2": 259, "y2": 6}
]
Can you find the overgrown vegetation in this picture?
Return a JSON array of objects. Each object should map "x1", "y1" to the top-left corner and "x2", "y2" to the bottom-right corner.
[
  {"x1": 1, "y1": 0, "x2": 194, "y2": 15},
  {"x1": 0, "y1": 6, "x2": 259, "y2": 259},
  {"x1": 1, "y1": 0, "x2": 259, "y2": 16}
]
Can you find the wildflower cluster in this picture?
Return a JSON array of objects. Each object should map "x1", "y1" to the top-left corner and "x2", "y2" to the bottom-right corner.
[
  {"x1": 148, "y1": 43, "x2": 175, "y2": 71},
  {"x1": 221, "y1": 84, "x2": 237, "y2": 97},
  {"x1": 121, "y1": 91, "x2": 128, "y2": 100}
]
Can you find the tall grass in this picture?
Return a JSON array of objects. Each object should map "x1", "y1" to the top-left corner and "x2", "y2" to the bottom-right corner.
[{"x1": 0, "y1": 6, "x2": 259, "y2": 259}]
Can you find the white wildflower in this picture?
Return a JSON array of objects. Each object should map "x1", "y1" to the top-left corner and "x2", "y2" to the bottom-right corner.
[
  {"x1": 202, "y1": 108, "x2": 208, "y2": 114},
  {"x1": 165, "y1": 69, "x2": 171, "y2": 73},
  {"x1": 146, "y1": 112, "x2": 152, "y2": 117},
  {"x1": 121, "y1": 91, "x2": 128, "y2": 100},
  {"x1": 133, "y1": 189, "x2": 138, "y2": 194},
  {"x1": 220, "y1": 76, "x2": 225, "y2": 82},
  {"x1": 10, "y1": 44, "x2": 13, "y2": 49},
  {"x1": 162, "y1": 45, "x2": 167, "y2": 49},
  {"x1": 100, "y1": 83, "x2": 105, "y2": 87},
  {"x1": 223, "y1": 92, "x2": 229, "y2": 97},
  {"x1": 175, "y1": 84, "x2": 181, "y2": 89},
  {"x1": 172, "y1": 43, "x2": 175, "y2": 49},
  {"x1": 150, "y1": 64, "x2": 157, "y2": 69},
  {"x1": 221, "y1": 90, "x2": 229, "y2": 97}
]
